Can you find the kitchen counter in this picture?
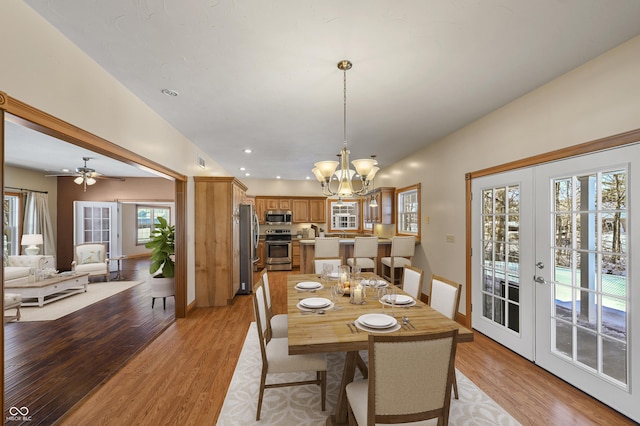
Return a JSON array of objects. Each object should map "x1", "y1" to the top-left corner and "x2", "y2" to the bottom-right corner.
[{"x1": 299, "y1": 237, "x2": 402, "y2": 274}]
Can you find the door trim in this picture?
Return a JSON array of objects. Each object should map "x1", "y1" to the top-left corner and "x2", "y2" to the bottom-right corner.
[{"x1": 465, "y1": 128, "x2": 640, "y2": 328}]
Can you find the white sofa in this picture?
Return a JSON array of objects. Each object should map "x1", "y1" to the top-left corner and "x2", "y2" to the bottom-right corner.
[{"x1": 4, "y1": 255, "x2": 56, "y2": 286}]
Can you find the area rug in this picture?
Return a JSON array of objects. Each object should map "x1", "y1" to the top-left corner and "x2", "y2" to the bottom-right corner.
[
  {"x1": 17, "y1": 280, "x2": 144, "y2": 322},
  {"x1": 218, "y1": 323, "x2": 521, "y2": 425}
]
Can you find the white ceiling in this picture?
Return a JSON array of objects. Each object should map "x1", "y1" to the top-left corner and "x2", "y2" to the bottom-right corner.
[{"x1": 13, "y1": 1, "x2": 640, "y2": 180}]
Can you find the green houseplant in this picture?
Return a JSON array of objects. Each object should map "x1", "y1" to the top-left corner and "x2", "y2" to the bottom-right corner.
[
  {"x1": 145, "y1": 216, "x2": 175, "y2": 308},
  {"x1": 145, "y1": 216, "x2": 175, "y2": 278}
]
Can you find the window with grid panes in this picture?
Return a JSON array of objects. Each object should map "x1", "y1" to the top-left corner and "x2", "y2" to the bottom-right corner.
[
  {"x1": 329, "y1": 200, "x2": 359, "y2": 231},
  {"x1": 397, "y1": 184, "x2": 421, "y2": 237}
]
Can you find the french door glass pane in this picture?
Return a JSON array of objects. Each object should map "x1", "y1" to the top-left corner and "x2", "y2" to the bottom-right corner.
[
  {"x1": 550, "y1": 169, "x2": 628, "y2": 385},
  {"x1": 480, "y1": 184, "x2": 521, "y2": 334}
]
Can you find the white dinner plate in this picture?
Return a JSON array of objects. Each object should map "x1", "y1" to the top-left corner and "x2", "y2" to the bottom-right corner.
[
  {"x1": 363, "y1": 279, "x2": 388, "y2": 288},
  {"x1": 354, "y1": 320, "x2": 401, "y2": 333},
  {"x1": 296, "y1": 301, "x2": 334, "y2": 312},
  {"x1": 327, "y1": 272, "x2": 340, "y2": 279},
  {"x1": 358, "y1": 313, "x2": 397, "y2": 329},
  {"x1": 381, "y1": 294, "x2": 414, "y2": 305},
  {"x1": 299, "y1": 297, "x2": 332, "y2": 309},
  {"x1": 379, "y1": 298, "x2": 417, "y2": 308},
  {"x1": 295, "y1": 281, "x2": 322, "y2": 290}
]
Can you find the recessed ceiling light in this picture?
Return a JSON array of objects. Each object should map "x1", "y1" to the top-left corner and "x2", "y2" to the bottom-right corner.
[
  {"x1": 61, "y1": 168, "x2": 70, "y2": 173},
  {"x1": 243, "y1": 149, "x2": 252, "y2": 154},
  {"x1": 161, "y1": 88, "x2": 179, "y2": 97},
  {"x1": 276, "y1": 176, "x2": 281, "y2": 179},
  {"x1": 240, "y1": 167, "x2": 246, "y2": 171},
  {"x1": 306, "y1": 176, "x2": 311, "y2": 180},
  {"x1": 244, "y1": 172, "x2": 250, "y2": 176}
]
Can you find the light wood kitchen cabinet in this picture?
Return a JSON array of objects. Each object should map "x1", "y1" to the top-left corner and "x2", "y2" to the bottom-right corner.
[
  {"x1": 257, "y1": 239, "x2": 265, "y2": 269},
  {"x1": 292, "y1": 199, "x2": 310, "y2": 222},
  {"x1": 364, "y1": 187, "x2": 395, "y2": 225},
  {"x1": 194, "y1": 176, "x2": 247, "y2": 306},
  {"x1": 255, "y1": 198, "x2": 267, "y2": 224},
  {"x1": 256, "y1": 196, "x2": 326, "y2": 224},
  {"x1": 292, "y1": 240, "x2": 300, "y2": 268},
  {"x1": 265, "y1": 198, "x2": 291, "y2": 210},
  {"x1": 309, "y1": 198, "x2": 326, "y2": 222}
]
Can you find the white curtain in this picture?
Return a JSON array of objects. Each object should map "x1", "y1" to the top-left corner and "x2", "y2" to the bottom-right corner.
[{"x1": 23, "y1": 192, "x2": 56, "y2": 258}]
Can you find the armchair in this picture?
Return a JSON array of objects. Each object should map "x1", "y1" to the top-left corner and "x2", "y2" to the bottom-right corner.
[{"x1": 71, "y1": 243, "x2": 110, "y2": 281}]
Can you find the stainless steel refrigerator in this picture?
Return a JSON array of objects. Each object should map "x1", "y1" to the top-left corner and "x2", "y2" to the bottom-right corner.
[{"x1": 238, "y1": 203, "x2": 259, "y2": 294}]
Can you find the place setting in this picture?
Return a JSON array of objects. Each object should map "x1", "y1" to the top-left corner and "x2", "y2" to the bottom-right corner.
[
  {"x1": 294, "y1": 281, "x2": 323, "y2": 292},
  {"x1": 297, "y1": 297, "x2": 334, "y2": 313},
  {"x1": 380, "y1": 293, "x2": 416, "y2": 308},
  {"x1": 352, "y1": 313, "x2": 401, "y2": 333}
]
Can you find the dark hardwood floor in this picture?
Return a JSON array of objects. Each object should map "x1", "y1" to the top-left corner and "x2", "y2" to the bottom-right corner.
[
  {"x1": 4, "y1": 258, "x2": 174, "y2": 426},
  {"x1": 5, "y1": 267, "x2": 635, "y2": 425}
]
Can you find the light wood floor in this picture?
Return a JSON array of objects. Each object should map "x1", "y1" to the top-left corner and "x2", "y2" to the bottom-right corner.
[{"x1": 59, "y1": 269, "x2": 634, "y2": 425}]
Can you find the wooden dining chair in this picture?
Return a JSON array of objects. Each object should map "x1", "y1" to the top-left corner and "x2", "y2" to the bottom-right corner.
[
  {"x1": 380, "y1": 236, "x2": 415, "y2": 286},
  {"x1": 429, "y1": 274, "x2": 463, "y2": 399},
  {"x1": 347, "y1": 236, "x2": 379, "y2": 275},
  {"x1": 260, "y1": 268, "x2": 287, "y2": 338},
  {"x1": 252, "y1": 279, "x2": 327, "y2": 420},
  {"x1": 401, "y1": 265, "x2": 424, "y2": 300},
  {"x1": 346, "y1": 329, "x2": 459, "y2": 425},
  {"x1": 314, "y1": 237, "x2": 341, "y2": 274}
]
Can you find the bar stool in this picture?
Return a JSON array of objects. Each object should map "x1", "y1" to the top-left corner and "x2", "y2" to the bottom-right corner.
[
  {"x1": 314, "y1": 237, "x2": 341, "y2": 274},
  {"x1": 346, "y1": 236, "x2": 378, "y2": 275},
  {"x1": 380, "y1": 236, "x2": 415, "y2": 286}
]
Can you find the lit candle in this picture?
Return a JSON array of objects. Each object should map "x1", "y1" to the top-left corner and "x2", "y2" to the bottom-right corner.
[{"x1": 353, "y1": 287, "x2": 362, "y2": 304}]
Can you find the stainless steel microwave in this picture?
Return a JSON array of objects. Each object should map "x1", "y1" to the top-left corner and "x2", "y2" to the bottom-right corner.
[{"x1": 265, "y1": 210, "x2": 292, "y2": 225}]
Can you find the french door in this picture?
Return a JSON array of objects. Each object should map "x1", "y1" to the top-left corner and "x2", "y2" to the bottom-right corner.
[
  {"x1": 74, "y1": 201, "x2": 122, "y2": 272},
  {"x1": 472, "y1": 143, "x2": 639, "y2": 422}
]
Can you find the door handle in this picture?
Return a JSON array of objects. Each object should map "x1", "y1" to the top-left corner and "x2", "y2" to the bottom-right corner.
[{"x1": 533, "y1": 275, "x2": 546, "y2": 284}]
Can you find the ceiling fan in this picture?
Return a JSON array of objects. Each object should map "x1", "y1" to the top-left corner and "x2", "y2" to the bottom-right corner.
[{"x1": 46, "y1": 157, "x2": 124, "y2": 191}]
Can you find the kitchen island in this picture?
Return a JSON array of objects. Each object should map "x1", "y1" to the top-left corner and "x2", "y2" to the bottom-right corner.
[{"x1": 298, "y1": 237, "x2": 393, "y2": 274}]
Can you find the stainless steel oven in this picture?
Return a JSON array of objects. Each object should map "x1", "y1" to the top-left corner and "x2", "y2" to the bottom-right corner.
[{"x1": 265, "y1": 229, "x2": 292, "y2": 271}]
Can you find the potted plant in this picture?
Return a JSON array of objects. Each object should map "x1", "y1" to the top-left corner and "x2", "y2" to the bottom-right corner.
[{"x1": 145, "y1": 216, "x2": 175, "y2": 308}]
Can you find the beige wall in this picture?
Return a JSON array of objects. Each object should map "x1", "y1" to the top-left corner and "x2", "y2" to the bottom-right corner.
[
  {"x1": 0, "y1": 2, "x2": 230, "y2": 303},
  {"x1": 383, "y1": 35, "x2": 640, "y2": 312}
]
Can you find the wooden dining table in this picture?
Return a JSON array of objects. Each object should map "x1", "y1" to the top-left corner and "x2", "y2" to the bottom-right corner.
[{"x1": 286, "y1": 273, "x2": 474, "y2": 425}]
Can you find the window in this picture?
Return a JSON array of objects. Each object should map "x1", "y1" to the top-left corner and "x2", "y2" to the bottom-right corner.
[
  {"x1": 3, "y1": 193, "x2": 23, "y2": 257},
  {"x1": 328, "y1": 200, "x2": 359, "y2": 232},
  {"x1": 396, "y1": 183, "x2": 421, "y2": 238},
  {"x1": 137, "y1": 205, "x2": 171, "y2": 245}
]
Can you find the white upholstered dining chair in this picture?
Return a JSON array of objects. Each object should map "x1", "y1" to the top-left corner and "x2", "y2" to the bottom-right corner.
[
  {"x1": 252, "y1": 279, "x2": 327, "y2": 420},
  {"x1": 314, "y1": 237, "x2": 341, "y2": 274},
  {"x1": 346, "y1": 236, "x2": 378, "y2": 275},
  {"x1": 401, "y1": 265, "x2": 424, "y2": 300},
  {"x1": 429, "y1": 274, "x2": 463, "y2": 399},
  {"x1": 260, "y1": 268, "x2": 287, "y2": 338},
  {"x1": 346, "y1": 329, "x2": 459, "y2": 425},
  {"x1": 380, "y1": 236, "x2": 415, "y2": 286}
]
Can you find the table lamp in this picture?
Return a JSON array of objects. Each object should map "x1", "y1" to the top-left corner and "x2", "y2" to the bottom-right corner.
[{"x1": 21, "y1": 234, "x2": 43, "y2": 255}]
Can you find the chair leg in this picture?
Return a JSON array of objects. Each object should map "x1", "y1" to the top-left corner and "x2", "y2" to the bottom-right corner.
[
  {"x1": 151, "y1": 298, "x2": 155, "y2": 309},
  {"x1": 256, "y1": 369, "x2": 267, "y2": 421},
  {"x1": 453, "y1": 373, "x2": 459, "y2": 399},
  {"x1": 320, "y1": 370, "x2": 327, "y2": 411},
  {"x1": 163, "y1": 297, "x2": 167, "y2": 310},
  {"x1": 356, "y1": 353, "x2": 368, "y2": 379}
]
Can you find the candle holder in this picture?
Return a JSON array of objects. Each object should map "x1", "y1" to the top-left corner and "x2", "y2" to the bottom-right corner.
[{"x1": 350, "y1": 281, "x2": 366, "y2": 305}]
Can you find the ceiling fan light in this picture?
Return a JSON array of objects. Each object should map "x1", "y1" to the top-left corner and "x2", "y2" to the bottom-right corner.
[
  {"x1": 74, "y1": 176, "x2": 84, "y2": 185},
  {"x1": 351, "y1": 158, "x2": 377, "y2": 177},
  {"x1": 314, "y1": 161, "x2": 339, "y2": 178},
  {"x1": 86, "y1": 177, "x2": 97, "y2": 185}
]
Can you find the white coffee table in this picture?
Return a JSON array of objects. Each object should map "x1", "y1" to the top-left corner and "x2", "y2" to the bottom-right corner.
[{"x1": 4, "y1": 272, "x2": 90, "y2": 307}]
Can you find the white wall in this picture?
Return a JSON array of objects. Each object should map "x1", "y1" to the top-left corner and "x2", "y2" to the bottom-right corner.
[
  {"x1": 382, "y1": 35, "x2": 640, "y2": 312},
  {"x1": 0, "y1": 2, "x2": 231, "y2": 304}
]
